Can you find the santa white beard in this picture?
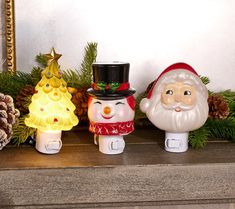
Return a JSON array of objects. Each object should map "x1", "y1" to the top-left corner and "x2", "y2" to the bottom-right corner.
[{"x1": 146, "y1": 94, "x2": 209, "y2": 133}]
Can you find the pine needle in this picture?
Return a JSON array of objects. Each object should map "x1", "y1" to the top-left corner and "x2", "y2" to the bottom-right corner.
[
  {"x1": 35, "y1": 53, "x2": 47, "y2": 68},
  {"x1": 62, "y1": 42, "x2": 98, "y2": 88},
  {"x1": 23, "y1": 95, "x2": 33, "y2": 110},
  {"x1": 78, "y1": 42, "x2": 98, "y2": 88},
  {"x1": 12, "y1": 116, "x2": 36, "y2": 145},
  {"x1": 0, "y1": 71, "x2": 33, "y2": 99},
  {"x1": 62, "y1": 69, "x2": 81, "y2": 88},
  {"x1": 31, "y1": 67, "x2": 43, "y2": 85},
  {"x1": 15, "y1": 71, "x2": 33, "y2": 84},
  {"x1": 218, "y1": 90, "x2": 235, "y2": 114},
  {"x1": 200, "y1": 76, "x2": 210, "y2": 85},
  {"x1": 206, "y1": 118, "x2": 235, "y2": 141},
  {"x1": 189, "y1": 125, "x2": 210, "y2": 149}
]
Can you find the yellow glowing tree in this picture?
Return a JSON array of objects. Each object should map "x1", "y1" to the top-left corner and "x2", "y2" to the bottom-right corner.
[{"x1": 25, "y1": 48, "x2": 78, "y2": 131}]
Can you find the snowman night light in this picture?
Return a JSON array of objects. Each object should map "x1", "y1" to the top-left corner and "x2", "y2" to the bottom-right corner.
[{"x1": 87, "y1": 62, "x2": 136, "y2": 154}]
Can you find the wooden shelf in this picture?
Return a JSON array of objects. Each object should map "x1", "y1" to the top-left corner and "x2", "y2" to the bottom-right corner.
[{"x1": 0, "y1": 127, "x2": 234, "y2": 208}]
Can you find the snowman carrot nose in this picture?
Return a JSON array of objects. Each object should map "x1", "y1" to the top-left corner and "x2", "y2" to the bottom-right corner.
[{"x1": 103, "y1": 106, "x2": 111, "y2": 115}]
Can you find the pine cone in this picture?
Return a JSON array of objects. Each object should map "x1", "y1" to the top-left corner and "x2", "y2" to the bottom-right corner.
[
  {"x1": 71, "y1": 88, "x2": 89, "y2": 123},
  {"x1": 15, "y1": 85, "x2": 35, "y2": 114},
  {"x1": 0, "y1": 93, "x2": 20, "y2": 150},
  {"x1": 208, "y1": 94, "x2": 229, "y2": 119}
]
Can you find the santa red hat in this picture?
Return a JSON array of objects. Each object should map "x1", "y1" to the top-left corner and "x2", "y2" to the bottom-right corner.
[{"x1": 147, "y1": 62, "x2": 207, "y2": 99}]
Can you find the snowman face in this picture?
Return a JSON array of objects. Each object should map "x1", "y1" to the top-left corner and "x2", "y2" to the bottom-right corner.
[{"x1": 88, "y1": 97, "x2": 135, "y2": 123}]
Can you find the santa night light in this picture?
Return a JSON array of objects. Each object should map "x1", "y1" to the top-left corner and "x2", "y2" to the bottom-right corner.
[
  {"x1": 87, "y1": 62, "x2": 136, "y2": 154},
  {"x1": 140, "y1": 63, "x2": 209, "y2": 153}
]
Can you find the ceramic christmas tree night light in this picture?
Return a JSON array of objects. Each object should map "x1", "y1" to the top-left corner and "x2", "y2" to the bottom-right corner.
[
  {"x1": 140, "y1": 63, "x2": 209, "y2": 153},
  {"x1": 87, "y1": 62, "x2": 136, "y2": 154},
  {"x1": 25, "y1": 48, "x2": 78, "y2": 154}
]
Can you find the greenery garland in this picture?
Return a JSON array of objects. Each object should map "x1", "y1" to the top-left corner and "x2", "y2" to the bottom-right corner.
[{"x1": 0, "y1": 71, "x2": 34, "y2": 99}]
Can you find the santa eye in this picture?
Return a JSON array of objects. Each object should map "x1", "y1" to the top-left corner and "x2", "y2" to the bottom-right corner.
[
  {"x1": 94, "y1": 101, "x2": 102, "y2": 105},
  {"x1": 115, "y1": 102, "x2": 125, "y2": 105},
  {"x1": 184, "y1": 90, "x2": 191, "y2": 96},
  {"x1": 166, "y1": 90, "x2": 173, "y2": 95}
]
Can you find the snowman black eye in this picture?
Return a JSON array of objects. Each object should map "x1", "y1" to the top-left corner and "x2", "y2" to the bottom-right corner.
[
  {"x1": 184, "y1": 90, "x2": 191, "y2": 95},
  {"x1": 166, "y1": 90, "x2": 173, "y2": 95},
  {"x1": 94, "y1": 101, "x2": 102, "y2": 104},
  {"x1": 115, "y1": 102, "x2": 125, "y2": 105}
]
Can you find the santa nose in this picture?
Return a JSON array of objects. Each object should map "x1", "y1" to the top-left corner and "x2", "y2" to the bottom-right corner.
[
  {"x1": 103, "y1": 106, "x2": 111, "y2": 115},
  {"x1": 175, "y1": 94, "x2": 181, "y2": 102}
]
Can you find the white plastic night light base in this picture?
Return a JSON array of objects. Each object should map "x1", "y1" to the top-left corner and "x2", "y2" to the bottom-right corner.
[
  {"x1": 36, "y1": 129, "x2": 62, "y2": 154},
  {"x1": 164, "y1": 132, "x2": 189, "y2": 153},
  {"x1": 97, "y1": 135, "x2": 125, "y2": 155}
]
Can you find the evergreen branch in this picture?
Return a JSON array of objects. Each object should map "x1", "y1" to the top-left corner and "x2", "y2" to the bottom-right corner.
[
  {"x1": 35, "y1": 53, "x2": 47, "y2": 68},
  {"x1": 62, "y1": 69, "x2": 81, "y2": 88},
  {"x1": 218, "y1": 90, "x2": 235, "y2": 114},
  {"x1": 61, "y1": 42, "x2": 98, "y2": 88},
  {"x1": 23, "y1": 95, "x2": 33, "y2": 110},
  {"x1": 226, "y1": 99, "x2": 235, "y2": 116},
  {"x1": 31, "y1": 67, "x2": 43, "y2": 85},
  {"x1": 189, "y1": 126, "x2": 210, "y2": 149},
  {"x1": 206, "y1": 118, "x2": 235, "y2": 141},
  {"x1": 220, "y1": 89, "x2": 235, "y2": 98},
  {"x1": 78, "y1": 42, "x2": 98, "y2": 88},
  {"x1": 200, "y1": 76, "x2": 210, "y2": 85},
  {"x1": 15, "y1": 71, "x2": 33, "y2": 85},
  {"x1": 12, "y1": 116, "x2": 36, "y2": 145},
  {"x1": 0, "y1": 71, "x2": 33, "y2": 99}
]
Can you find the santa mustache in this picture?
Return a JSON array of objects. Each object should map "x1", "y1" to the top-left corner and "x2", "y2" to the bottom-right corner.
[
  {"x1": 161, "y1": 102, "x2": 195, "y2": 111},
  {"x1": 148, "y1": 94, "x2": 209, "y2": 132}
]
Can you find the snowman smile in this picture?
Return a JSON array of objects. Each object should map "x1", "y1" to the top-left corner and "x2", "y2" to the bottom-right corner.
[{"x1": 101, "y1": 114, "x2": 114, "y2": 119}]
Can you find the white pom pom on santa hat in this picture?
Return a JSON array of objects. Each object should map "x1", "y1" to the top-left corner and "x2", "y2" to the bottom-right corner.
[{"x1": 147, "y1": 62, "x2": 208, "y2": 99}]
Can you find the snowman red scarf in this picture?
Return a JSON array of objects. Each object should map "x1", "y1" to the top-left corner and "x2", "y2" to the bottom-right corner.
[{"x1": 89, "y1": 120, "x2": 134, "y2": 135}]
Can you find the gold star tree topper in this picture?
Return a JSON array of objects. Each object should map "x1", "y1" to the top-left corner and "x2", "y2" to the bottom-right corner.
[
  {"x1": 42, "y1": 48, "x2": 62, "y2": 79},
  {"x1": 44, "y1": 48, "x2": 62, "y2": 64}
]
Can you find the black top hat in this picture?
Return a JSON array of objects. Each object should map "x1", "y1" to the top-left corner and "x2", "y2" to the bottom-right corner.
[{"x1": 87, "y1": 62, "x2": 135, "y2": 100}]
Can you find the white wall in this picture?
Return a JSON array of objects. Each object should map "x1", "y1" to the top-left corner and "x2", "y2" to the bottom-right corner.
[{"x1": 15, "y1": 0, "x2": 235, "y2": 94}]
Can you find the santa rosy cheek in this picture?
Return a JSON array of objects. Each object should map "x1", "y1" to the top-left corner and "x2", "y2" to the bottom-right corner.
[
  {"x1": 161, "y1": 94, "x2": 174, "y2": 105},
  {"x1": 182, "y1": 96, "x2": 196, "y2": 105}
]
